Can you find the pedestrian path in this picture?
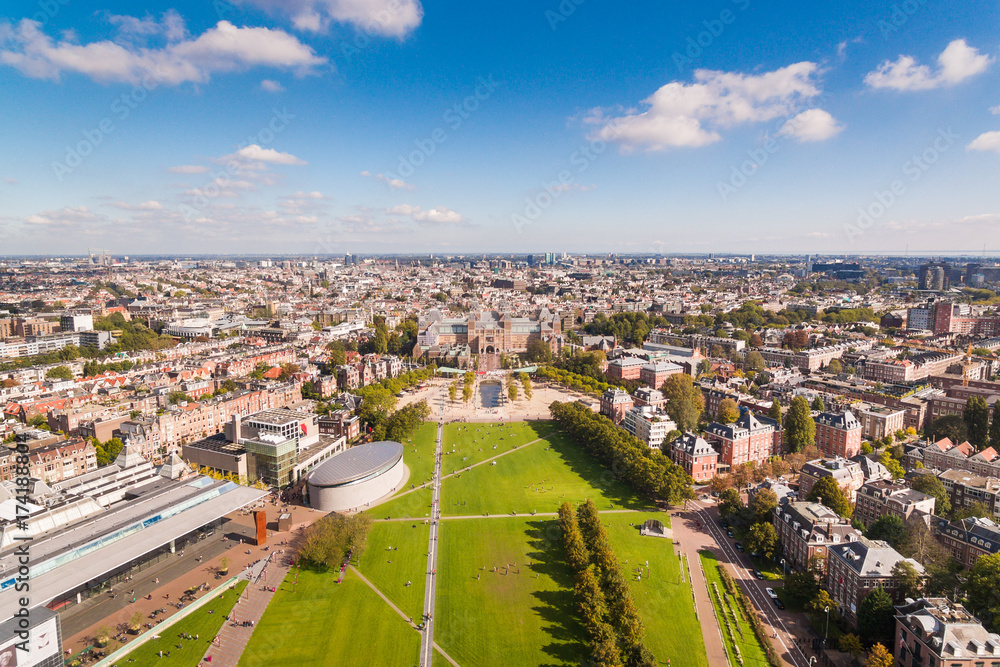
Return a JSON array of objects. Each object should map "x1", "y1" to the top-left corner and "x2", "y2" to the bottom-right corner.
[
  {"x1": 199, "y1": 553, "x2": 291, "y2": 667},
  {"x1": 419, "y1": 421, "x2": 444, "y2": 667}
]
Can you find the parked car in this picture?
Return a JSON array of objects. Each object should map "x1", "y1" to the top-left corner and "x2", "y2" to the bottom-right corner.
[
  {"x1": 720, "y1": 520, "x2": 729, "y2": 529},
  {"x1": 773, "y1": 598, "x2": 785, "y2": 610},
  {"x1": 735, "y1": 542, "x2": 744, "y2": 552},
  {"x1": 765, "y1": 587, "x2": 778, "y2": 599},
  {"x1": 753, "y1": 569, "x2": 764, "y2": 580},
  {"x1": 726, "y1": 529, "x2": 734, "y2": 538}
]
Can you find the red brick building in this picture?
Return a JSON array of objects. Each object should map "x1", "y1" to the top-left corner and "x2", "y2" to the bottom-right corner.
[{"x1": 814, "y1": 410, "x2": 862, "y2": 459}]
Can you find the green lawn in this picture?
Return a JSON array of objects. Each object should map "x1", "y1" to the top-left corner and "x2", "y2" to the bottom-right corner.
[
  {"x1": 435, "y1": 517, "x2": 588, "y2": 667},
  {"x1": 603, "y1": 514, "x2": 709, "y2": 667},
  {"x1": 399, "y1": 421, "x2": 439, "y2": 489},
  {"x1": 440, "y1": 421, "x2": 557, "y2": 476},
  {"x1": 700, "y1": 551, "x2": 771, "y2": 667},
  {"x1": 356, "y1": 520, "x2": 430, "y2": 620},
  {"x1": 113, "y1": 581, "x2": 248, "y2": 667},
  {"x1": 369, "y1": 486, "x2": 434, "y2": 519},
  {"x1": 440, "y1": 432, "x2": 654, "y2": 516},
  {"x1": 239, "y1": 567, "x2": 419, "y2": 666}
]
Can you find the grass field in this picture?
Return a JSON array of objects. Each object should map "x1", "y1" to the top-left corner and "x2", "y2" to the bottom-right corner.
[
  {"x1": 114, "y1": 581, "x2": 248, "y2": 667},
  {"x1": 239, "y1": 568, "x2": 419, "y2": 666},
  {"x1": 603, "y1": 514, "x2": 708, "y2": 667},
  {"x1": 700, "y1": 551, "x2": 770, "y2": 667},
  {"x1": 435, "y1": 516, "x2": 587, "y2": 667},
  {"x1": 369, "y1": 486, "x2": 434, "y2": 519},
  {"x1": 440, "y1": 432, "x2": 654, "y2": 516},
  {"x1": 440, "y1": 421, "x2": 557, "y2": 475},
  {"x1": 356, "y1": 520, "x2": 429, "y2": 620},
  {"x1": 399, "y1": 421, "x2": 439, "y2": 489}
]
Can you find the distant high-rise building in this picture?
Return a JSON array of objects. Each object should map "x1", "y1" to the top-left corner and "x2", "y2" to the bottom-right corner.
[{"x1": 919, "y1": 261, "x2": 949, "y2": 290}]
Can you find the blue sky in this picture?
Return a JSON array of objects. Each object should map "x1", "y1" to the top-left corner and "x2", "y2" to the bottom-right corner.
[{"x1": 1, "y1": 0, "x2": 998, "y2": 255}]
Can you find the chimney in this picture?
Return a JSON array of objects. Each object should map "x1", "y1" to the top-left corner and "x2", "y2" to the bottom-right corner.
[{"x1": 231, "y1": 413, "x2": 241, "y2": 442}]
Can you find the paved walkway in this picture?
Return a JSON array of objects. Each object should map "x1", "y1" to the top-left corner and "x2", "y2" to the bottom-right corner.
[
  {"x1": 419, "y1": 411, "x2": 445, "y2": 666},
  {"x1": 376, "y1": 508, "x2": 647, "y2": 523},
  {"x1": 199, "y1": 552, "x2": 292, "y2": 667}
]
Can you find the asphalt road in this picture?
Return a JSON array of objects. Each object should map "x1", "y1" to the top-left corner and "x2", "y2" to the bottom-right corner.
[{"x1": 419, "y1": 402, "x2": 445, "y2": 666}]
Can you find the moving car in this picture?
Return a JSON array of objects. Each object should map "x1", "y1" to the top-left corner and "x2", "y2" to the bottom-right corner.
[
  {"x1": 753, "y1": 569, "x2": 764, "y2": 580},
  {"x1": 735, "y1": 542, "x2": 744, "y2": 552},
  {"x1": 765, "y1": 587, "x2": 778, "y2": 599},
  {"x1": 773, "y1": 598, "x2": 785, "y2": 610}
]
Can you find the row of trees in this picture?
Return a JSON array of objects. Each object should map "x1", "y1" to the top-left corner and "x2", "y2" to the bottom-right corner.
[
  {"x1": 537, "y1": 365, "x2": 622, "y2": 396},
  {"x1": 549, "y1": 401, "x2": 695, "y2": 504},
  {"x1": 559, "y1": 501, "x2": 655, "y2": 667}
]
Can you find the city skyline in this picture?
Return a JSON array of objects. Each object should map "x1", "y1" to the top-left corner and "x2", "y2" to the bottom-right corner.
[{"x1": 2, "y1": 0, "x2": 999, "y2": 255}]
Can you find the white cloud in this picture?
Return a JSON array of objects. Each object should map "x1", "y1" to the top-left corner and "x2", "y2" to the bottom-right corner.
[
  {"x1": 167, "y1": 165, "x2": 209, "y2": 174},
  {"x1": 23, "y1": 205, "x2": 102, "y2": 226},
  {"x1": 588, "y1": 62, "x2": 822, "y2": 151},
  {"x1": 990, "y1": 105, "x2": 1000, "y2": 115},
  {"x1": 227, "y1": 144, "x2": 307, "y2": 165},
  {"x1": 0, "y1": 18, "x2": 326, "y2": 85},
  {"x1": 361, "y1": 170, "x2": 414, "y2": 190},
  {"x1": 864, "y1": 39, "x2": 991, "y2": 91},
  {"x1": 241, "y1": 0, "x2": 423, "y2": 37},
  {"x1": 260, "y1": 78, "x2": 284, "y2": 92},
  {"x1": 107, "y1": 10, "x2": 187, "y2": 43},
  {"x1": 968, "y1": 131, "x2": 1000, "y2": 153},
  {"x1": 777, "y1": 109, "x2": 844, "y2": 142},
  {"x1": 108, "y1": 200, "x2": 163, "y2": 210},
  {"x1": 386, "y1": 204, "x2": 465, "y2": 224},
  {"x1": 2, "y1": 177, "x2": 17, "y2": 184}
]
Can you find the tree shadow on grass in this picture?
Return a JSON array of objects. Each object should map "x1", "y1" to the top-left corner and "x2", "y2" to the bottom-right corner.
[
  {"x1": 526, "y1": 520, "x2": 589, "y2": 666},
  {"x1": 544, "y1": 434, "x2": 655, "y2": 511}
]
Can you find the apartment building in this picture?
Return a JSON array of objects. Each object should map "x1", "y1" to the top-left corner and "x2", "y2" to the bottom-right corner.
[
  {"x1": 814, "y1": 410, "x2": 863, "y2": 459},
  {"x1": 704, "y1": 409, "x2": 780, "y2": 467},
  {"x1": 600, "y1": 388, "x2": 634, "y2": 424},
  {"x1": 668, "y1": 432, "x2": 718, "y2": 483},
  {"x1": 858, "y1": 405, "x2": 906, "y2": 441},
  {"x1": 853, "y1": 479, "x2": 936, "y2": 529},
  {"x1": 606, "y1": 356, "x2": 645, "y2": 382},
  {"x1": 639, "y1": 361, "x2": 682, "y2": 389},
  {"x1": 895, "y1": 598, "x2": 1000, "y2": 667},
  {"x1": 622, "y1": 406, "x2": 676, "y2": 450},
  {"x1": 935, "y1": 516, "x2": 1000, "y2": 569},
  {"x1": 798, "y1": 457, "x2": 866, "y2": 502},
  {"x1": 0, "y1": 437, "x2": 97, "y2": 484},
  {"x1": 774, "y1": 501, "x2": 862, "y2": 574},
  {"x1": 828, "y1": 537, "x2": 923, "y2": 625}
]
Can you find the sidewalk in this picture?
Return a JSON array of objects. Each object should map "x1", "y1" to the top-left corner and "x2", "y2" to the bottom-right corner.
[{"x1": 200, "y1": 553, "x2": 293, "y2": 667}]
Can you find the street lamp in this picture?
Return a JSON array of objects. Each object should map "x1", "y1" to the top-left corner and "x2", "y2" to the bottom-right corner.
[
  {"x1": 780, "y1": 558, "x2": 787, "y2": 578},
  {"x1": 823, "y1": 606, "x2": 830, "y2": 652}
]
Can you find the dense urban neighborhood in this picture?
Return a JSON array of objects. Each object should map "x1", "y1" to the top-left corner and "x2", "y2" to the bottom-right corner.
[{"x1": 2, "y1": 253, "x2": 1000, "y2": 666}]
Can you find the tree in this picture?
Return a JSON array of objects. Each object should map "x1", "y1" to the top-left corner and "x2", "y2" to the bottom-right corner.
[
  {"x1": 448, "y1": 383, "x2": 457, "y2": 403},
  {"x1": 525, "y1": 339, "x2": 553, "y2": 363},
  {"x1": 865, "y1": 514, "x2": 906, "y2": 548},
  {"x1": 784, "y1": 396, "x2": 816, "y2": 452},
  {"x1": 811, "y1": 396, "x2": 825, "y2": 412},
  {"x1": 744, "y1": 351, "x2": 766, "y2": 372},
  {"x1": 991, "y1": 408, "x2": 1000, "y2": 451},
  {"x1": 749, "y1": 332, "x2": 763, "y2": 347},
  {"x1": 750, "y1": 488, "x2": 779, "y2": 524},
  {"x1": 45, "y1": 365, "x2": 73, "y2": 380},
  {"x1": 768, "y1": 398, "x2": 782, "y2": 428},
  {"x1": 867, "y1": 643, "x2": 894, "y2": 667},
  {"x1": 827, "y1": 358, "x2": 842, "y2": 374},
  {"x1": 717, "y1": 398, "x2": 740, "y2": 424},
  {"x1": 928, "y1": 414, "x2": 968, "y2": 444},
  {"x1": 298, "y1": 513, "x2": 373, "y2": 569},
  {"x1": 839, "y1": 633, "x2": 863, "y2": 660},
  {"x1": 357, "y1": 384, "x2": 397, "y2": 433},
  {"x1": 861, "y1": 441, "x2": 873, "y2": 455},
  {"x1": 858, "y1": 587, "x2": 895, "y2": 645},
  {"x1": 964, "y1": 396, "x2": 990, "y2": 448},
  {"x1": 892, "y1": 560, "x2": 923, "y2": 600},
  {"x1": 879, "y1": 450, "x2": 905, "y2": 479},
  {"x1": 783, "y1": 572, "x2": 820, "y2": 608},
  {"x1": 718, "y1": 488, "x2": 742, "y2": 518},
  {"x1": 954, "y1": 501, "x2": 991, "y2": 520},
  {"x1": 746, "y1": 522, "x2": 779, "y2": 559},
  {"x1": 661, "y1": 374, "x2": 705, "y2": 432},
  {"x1": 806, "y1": 476, "x2": 851, "y2": 518},
  {"x1": 910, "y1": 474, "x2": 951, "y2": 516},
  {"x1": 969, "y1": 553, "x2": 1000, "y2": 632},
  {"x1": 507, "y1": 383, "x2": 518, "y2": 402}
]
